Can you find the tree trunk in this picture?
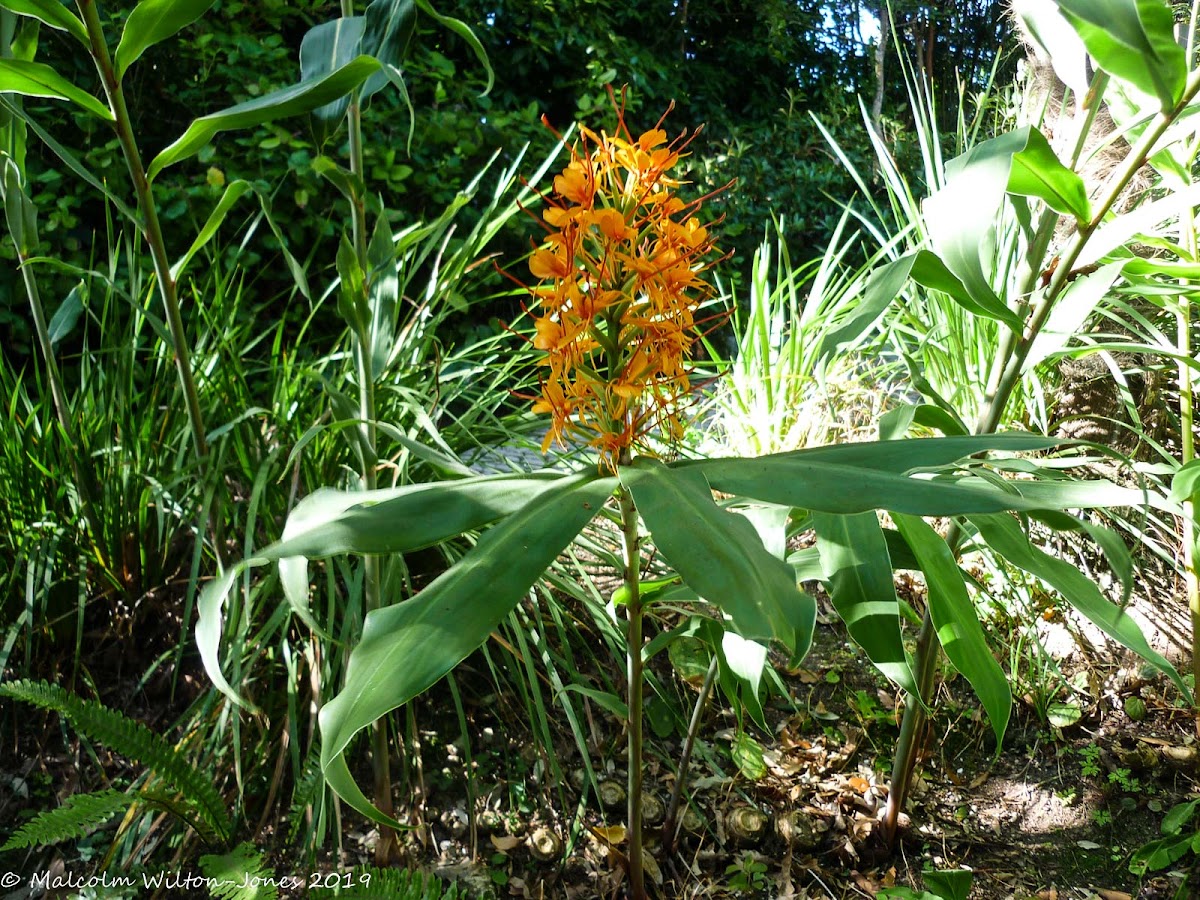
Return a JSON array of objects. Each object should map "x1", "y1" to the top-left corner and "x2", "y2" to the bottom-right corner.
[{"x1": 871, "y1": 4, "x2": 889, "y2": 135}]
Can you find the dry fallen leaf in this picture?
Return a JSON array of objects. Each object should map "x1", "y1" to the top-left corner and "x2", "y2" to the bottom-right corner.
[
  {"x1": 1096, "y1": 891, "x2": 1132, "y2": 900},
  {"x1": 588, "y1": 824, "x2": 627, "y2": 847},
  {"x1": 490, "y1": 834, "x2": 522, "y2": 852}
]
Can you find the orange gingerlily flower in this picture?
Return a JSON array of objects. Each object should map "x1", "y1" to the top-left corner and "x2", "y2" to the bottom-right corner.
[{"x1": 519, "y1": 88, "x2": 728, "y2": 470}]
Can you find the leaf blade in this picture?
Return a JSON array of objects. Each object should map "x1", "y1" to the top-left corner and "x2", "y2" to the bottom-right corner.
[{"x1": 115, "y1": 0, "x2": 218, "y2": 80}]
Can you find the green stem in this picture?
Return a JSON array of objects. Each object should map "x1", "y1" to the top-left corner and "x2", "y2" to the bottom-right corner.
[
  {"x1": 885, "y1": 67, "x2": 1200, "y2": 849},
  {"x1": 661, "y1": 653, "x2": 718, "y2": 854},
  {"x1": 76, "y1": 0, "x2": 209, "y2": 466},
  {"x1": 1181, "y1": 205, "x2": 1200, "y2": 721},
  {"x1": 339, "y1": 0, "x2": 394, "y2": 861},
  {"x1": 16, "y1": 248, "x2": 108, "y2": 570},
  {"x1": 617, "y1": 460, "x2": 647, "y2": 900}
]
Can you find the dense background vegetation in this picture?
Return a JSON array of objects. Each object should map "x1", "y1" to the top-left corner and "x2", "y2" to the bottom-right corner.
[
  {"x1": 1, "y1": 0, "x2": 1015, "y2": 356},
  {"x1": 14, "y1": 2, "x2": 1200, "y2": 898}
]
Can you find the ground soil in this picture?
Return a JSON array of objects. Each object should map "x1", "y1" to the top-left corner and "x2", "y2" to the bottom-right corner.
[{"x1": 3, "y1": 543, "x2": 1200, "y2": 900}]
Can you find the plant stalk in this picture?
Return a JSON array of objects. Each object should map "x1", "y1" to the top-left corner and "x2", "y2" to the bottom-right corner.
[
  {"x1": 339, "y1": 0, "x2": 395, "y2": 862},
  {"x1": 661, "y1": 653, "x2": 718, "y2": 854},
  {"x1": 617, "y1": 458, "x2": 647, "y2": 900},
  {"x1": 77, "y1": 0, "x2": 209, "y2": 466},
  {"x1": 884, "y1": 67, "x2": 1200, "y2": 848},
  {"x1": 14, "y1": 249, "x2": 108, "y2": 570}
]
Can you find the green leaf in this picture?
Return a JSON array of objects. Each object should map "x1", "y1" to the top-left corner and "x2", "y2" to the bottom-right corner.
[
  {"x1": 0, "y1": 96, "x2": 139, "y2": 222},
  {"x1": 147, "y1": 55, "x2": 381, "y2": 181},
  {"x1": 1, "y1": 152, "x2": 35, "y2": 253},
  {"x1": 1129, "y1": 832, "x2": 1195, "y2": 872},
  {"x1": 619, "y1": 459, "x2": 805, "y2": 648},
  {"x1": 611, "y1": 575, "x2": 679, "y2": 609},
  {"x1": 47, "y1": 282, "x2": 84, "y2": 347},
  {"x1": 925, "y1": 127, "x2": 1089, "y2": 326},
  {"x1": 721, "y1": 631, "x2": 768, "y2": 701},
  {"x1": 1047, "y1": 700, "x2": 1081, "y2": 728},
  {"x1": 969, "y1": 513, "x2": 1190, "y2": 701},
  {"x1": 318, "y1": 474, "x2": 613, "y2": 825},
  {"x1": 0, "y1": 58, "x2": 111, "y2": 121},
  {"x1": 311, "y1": 154, "x2": 365, "y2": 204},
  {"x1": 689, "y1": 451, "x2": 1052, "y2": 517},
  {"x1": 1055, "y1": 0, "x2": 1186, "y2": 111},
  {"x1": 361, "y1": 0, "x2": 416, "y2": 98},
  {"x1": 557, "y1": 684, "x2": 628, "y2": 720},
  {"x1": 910, "y1": 249, "x2": 1021, "y2": 328},
  {"x1": 336, "y1": 231, "x2": 366, "y2": 334},
  {"x1": 817, "y1": 252, "x2": 911, "y2": 361},
  {"x1": 731, "y1": 730, "x2": 767, "y2": 781},
  {"x1": 197, "y1": 472, "x2": 579, "y2": 709},
  {"x1": 299, "y1": 16, "x2": 365, "y2": 144},
  {"x1": 115, "y1": 0, "x2": 217, "y2": 81},
  {"x1": 1006, "y1": 126, "x2": 1091, "y2": 220},
  {"x1": 414, "y1": 0, "x2": 493, "y2": 94},
  {"x1": 1025, "y1": 262, "x2": 1125, "y2": 371},
  {"x1": 667, "y1": 633, "x2": 712, "y2": 685},
  {"x1": 922, "y1": 869, "x2": 973, "y2": 900},
  {"x1": 813, "y1": 512, "x2": 917, "y2": 695},
  {"x1": 1162, "y1": 798, "x2": 1200, "y2": 834},
  {"x1": 169, "y1": 179, "x2": 253, "y2": 281},
  {"x1": 1012, "y1": 0, "x2": 1090, "y2": 102},
  {"x1": 893, "y1": 514, "x2": 1010, "y2": 744},
  {"x1": 1170, "y1": 459, "x2": 1200, "y2": 506},
  {"x1": 367, "y1": 213, "x2": 398, "y2": 376},
  {"x1": 0, "y1": 0, "x2": 86, "y2": 44}
]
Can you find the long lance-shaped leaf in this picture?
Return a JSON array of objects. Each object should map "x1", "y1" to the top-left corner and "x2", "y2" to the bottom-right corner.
[
  {"x1": 1012, "y1": 0, "x2": 1090, "y2": 104},
  {"x1": 414, "y1": 0, "x2": 493, "y2": 94},
  {"x1": 893, "y1": 513, "x2": 1011, "y2": 745},
  {"x1": 968, "y1": 513, "x2": 1190, "y2": 701},
  {"x1": 925, "y1": 127, "x2": 1089, "y2": 322},
  {"x1": 299, "y1": 16, "x2": 365, "y2": 143},
  {"x1": 690, "y1": 459, "x2": 1078, "y2": 517},
  {"x1": 620, "y1": 459, "x2": 812, "y2": 653},
  {"x1": 147, "y1": 55, "x2": 381, "y2": 180},
  {"x1": 169, "y1": 178, "x2": 310, "y2": 294},
  {"x1": 318, "y1": 473, "x2": 613, "y2": 826},
  {"x1": 361, "y1": 0, "x2": 417, "y2": 98},
  {"x1": 813, "y1": 512, "x2": 917, "y2": 695},
  {"x1": 196, "y1": 472, "x2": 575, "y2": 709},
  {"x1": 115, "y1": 0, "x2": 217, "y2": 81},
  {"x1": 675, "y1": 433, "x2": 1062, "y2": 476},
  {"x1": 0, "y1": 58, "x2": 112, "y2": 121},
  {"x1": 170, "y1": 179, "x2": 253, "y2": 281},
  {"x1": 1055, "y1": 0, "x2": 1186, "y2": 112},
  {"x1": 0, "y1": 0, "x2": 87, "y2": 44},
  {"x1": 0, "y1": 95, "x2": 140, "y2": 223}
]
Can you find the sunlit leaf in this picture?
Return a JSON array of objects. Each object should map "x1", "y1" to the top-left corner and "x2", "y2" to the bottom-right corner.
[
  {"x1": 1055, "y1": 0, "x2": 1186, "y2": 111},
  {"x1": 0, "y1": 59, "x2": 112, "y2": 121},
  {"x1": 298, "y1": 16, "x2": 365, "y2": 143},
  {"x1": 115, "y1": 0, "x2": 217, "y2": 80},
  {"x1": 318, "y1": 474, "x2": 613, "y2": 825},
  {"x1": 148, "y1": 56, "x2": 381, "y2": 180},
  {"x1": 0, "y1": 0, "x2": 87, "y2": 44}
]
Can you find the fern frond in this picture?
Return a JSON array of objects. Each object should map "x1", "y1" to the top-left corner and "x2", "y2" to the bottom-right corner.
[
  {"x1": 0, "y1": 680, "x2": 232, "y2": 843},
  {"x1": 199, "y1": 842, "x2": 279, "y2": 900},
  {"x1": 286, "y1": 752, "x2": 322, "y2": 846},
  {"x1": 1, "y1": 789, "x2": 130, "y2": 851},
  {"x1": 308, "y1": 868, "x2": 463, "y2": 900},
  {"x1": 137, "y1": 789, "x2": 224, "y2": 847}
]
